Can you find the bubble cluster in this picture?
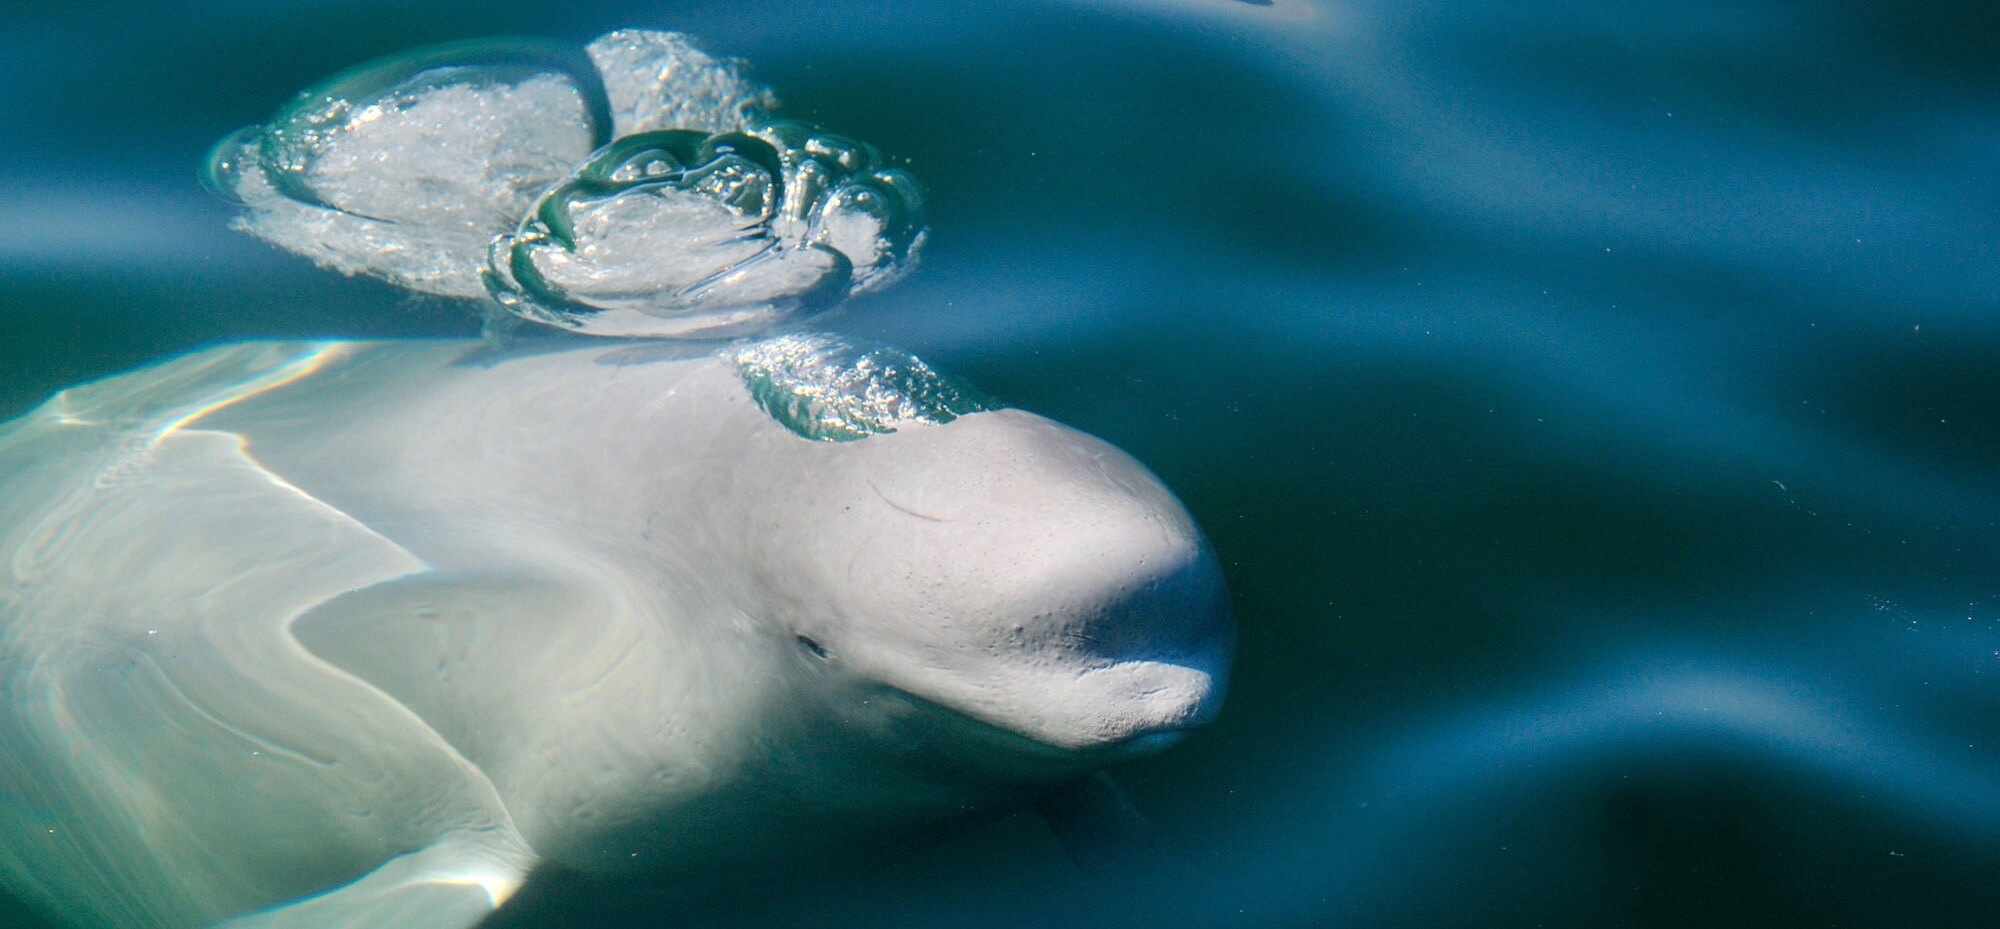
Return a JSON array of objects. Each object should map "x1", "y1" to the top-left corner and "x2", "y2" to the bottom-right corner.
[
  {"x1": 205, "y1": 30, "x2": 923, "y2": 339},
  {"x1": 486, "y1": 122, "x2": 923, "y2": 338},
  {"x1": 733, "y1": 333, "x2": 994, "y2": 441}
]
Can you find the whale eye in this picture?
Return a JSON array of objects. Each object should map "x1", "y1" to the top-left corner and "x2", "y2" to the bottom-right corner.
[{"x1": 795, "y1": 635, "x2": 831, "y2": 660}]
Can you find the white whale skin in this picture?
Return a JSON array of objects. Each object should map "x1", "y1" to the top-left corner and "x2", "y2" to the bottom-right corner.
[{"x1": 0, "y1": 338, "x2": 1233, "y2": 929}]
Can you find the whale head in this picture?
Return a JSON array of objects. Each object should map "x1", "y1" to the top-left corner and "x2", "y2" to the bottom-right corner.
[{"x1": 740, "y1": 405, "x2": 1234, "y2": 772}]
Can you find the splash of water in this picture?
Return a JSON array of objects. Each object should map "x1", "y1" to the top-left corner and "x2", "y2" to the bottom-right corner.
[
  {"x1": 204, "y1": 30, "x2": 923, "y2": 339},
  {"x1": 485, "y1": 123, "x2": 924, "y2": 338}
]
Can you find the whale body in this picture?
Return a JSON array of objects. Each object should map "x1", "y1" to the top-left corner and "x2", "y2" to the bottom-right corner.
[{"x1": 0, "y1": 337, "x2": 1232, "y2": 929}]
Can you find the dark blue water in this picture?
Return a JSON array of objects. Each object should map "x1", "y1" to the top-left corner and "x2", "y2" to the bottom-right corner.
[{"x1": 3, "y1": 1, "x2": 1997, "y2": 927}]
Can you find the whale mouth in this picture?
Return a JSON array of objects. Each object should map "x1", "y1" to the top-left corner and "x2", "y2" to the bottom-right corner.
[
  {"x1": 1053, "y1": 724, "x2": 1202, "y2": 766},
  {"x1": 855, "y1": 520, "x2": 1238, "y2": 758},
  {"x1": 878, "y1": 675, "x2": 1219, "y2": 776},
  {"x1": 885, "y1": 646, "x2": 1231, "y2": 760},
  {"x1": 1114, "y1": 727, "x2": 1196, "y2": 755}
]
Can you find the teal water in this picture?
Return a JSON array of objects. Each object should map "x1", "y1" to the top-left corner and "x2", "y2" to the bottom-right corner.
[{"x1": 3, "y1": 1, "x2": 1998, "y2": 927}]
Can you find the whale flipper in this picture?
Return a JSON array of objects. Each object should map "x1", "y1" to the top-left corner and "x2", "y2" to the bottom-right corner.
[
  {"x1": 290, "y1": 571, "x2": 632, "y2": 781},
  {"x1": 216, "y1": 836, "x2": 526, "y2": 929},
  {"x1": 0, "y1": 343, "x2": 546, "y2": 929}
]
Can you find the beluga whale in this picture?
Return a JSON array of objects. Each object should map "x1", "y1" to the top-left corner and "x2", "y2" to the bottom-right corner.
[
  {"x1": 0, "y1": 28, "x2": 1234, "y2": 929},
  {"x1": 0, "y1": 335, "x2": 1233, "y2": 929}
]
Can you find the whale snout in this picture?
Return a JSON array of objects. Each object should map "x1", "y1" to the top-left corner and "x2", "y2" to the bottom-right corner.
[
  {"x1": 795, "y1": 409, "x2": 1236, "y2": 758},
  {"x1": 955, "y1": 494, "x2": 1234, "y2": 753},
  {"x1": 877, "y1": 522, "x2": 1233, "y2": 755}
]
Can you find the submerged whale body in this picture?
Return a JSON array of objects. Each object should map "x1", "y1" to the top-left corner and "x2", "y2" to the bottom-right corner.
[{"x1": 0, "y1": 337, "x2": 1232, "y2": 929}]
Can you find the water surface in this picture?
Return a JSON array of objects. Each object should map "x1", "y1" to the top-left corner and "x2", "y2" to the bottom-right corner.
[{"x1": 3, "y1": 1, "x2": 1997, "y2": 927}]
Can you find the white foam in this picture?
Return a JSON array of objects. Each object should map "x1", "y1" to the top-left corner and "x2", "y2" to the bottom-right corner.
[
  {"x1": 586, "y1": 30, "x2": 776, "y2": 137},
  {"x1": 224, "y1": 75, "x2": 595, "y2": 298},
  {"x1": 212, "y1": 30, "x2": 923, "y2": 339},
  {"x1": 218, "y1": 31, "x2": 780, "y2": 301}
]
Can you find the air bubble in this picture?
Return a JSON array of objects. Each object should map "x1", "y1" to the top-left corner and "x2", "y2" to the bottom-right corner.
[
  {"x1": 734, "y1": 334, "x2": 998, "y2": 441},
  {"x1": 485, "y1": 121, "x2": 924, "y2": 338},
  {"x1": 199, "y1": 126, "x2": 260, "y2": 203},
  {"x1": 254, "y1": 37, "x2": 613, "y2": 217},
  {"x1": 204, "y1": 30, "x2": 923, "y2": 337}
]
